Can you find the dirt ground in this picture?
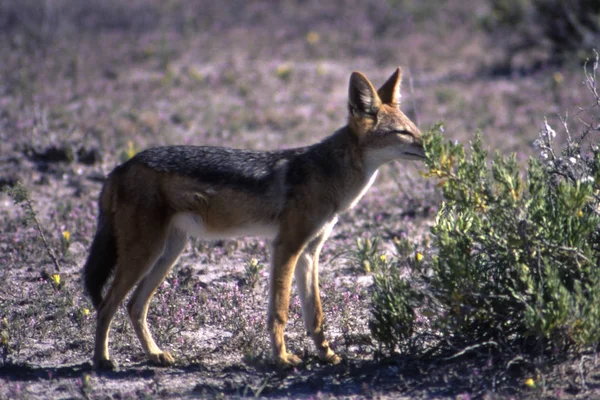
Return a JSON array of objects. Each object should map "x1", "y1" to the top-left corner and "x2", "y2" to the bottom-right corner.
[{"x1": 1, "y1": 0, "x2": 600, "y2": 398}]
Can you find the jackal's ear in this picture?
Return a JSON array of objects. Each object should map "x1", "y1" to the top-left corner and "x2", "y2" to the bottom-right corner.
[
  {"x1": 348, "y1": 72, "x2": 381, "y2": 117},
  {"x1": 377, "y1": 67, "x2": 402, "y2": 106}
]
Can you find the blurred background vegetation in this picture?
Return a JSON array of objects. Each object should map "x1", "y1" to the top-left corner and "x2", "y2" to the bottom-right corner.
[
  {"x1": 2, "y1": 0, "x2": 598, "y2": 61},
  {"x1": 482, "y1": 0, "x2": 600, "y2": 65}
]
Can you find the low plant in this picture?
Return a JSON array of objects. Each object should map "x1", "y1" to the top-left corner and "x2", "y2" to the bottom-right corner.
[
  {"x1": 423, "y1": 122, "x2": 599, "y2": 353},
  {"x1": 369, "y1": 235, "x2": 423, "y2": 353},
  {"x1": 369, "y1": 262, "x2": 417, "y2": 353},
  {"x1": 370, "y1": 55, "x2": 600, "y2": 361},
  {"x1": 119, "y1": 140, "x2": 138, "y2": 162},
  {"x1": 354, "y1": 237, "x2": 385, "y2": 274},
  {"x1": 242, "y1": 258, "x2": 265, "y2": 290}
]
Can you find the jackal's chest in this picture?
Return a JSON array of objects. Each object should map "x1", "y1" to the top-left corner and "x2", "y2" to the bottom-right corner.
[{"x1": 339, "y1": 170, "x2": 379, "y2": 211}]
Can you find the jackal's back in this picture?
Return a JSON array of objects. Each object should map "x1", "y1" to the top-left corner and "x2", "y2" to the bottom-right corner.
[{"x1": 132, "y1": 146, "x2": 299, "y2": 194}]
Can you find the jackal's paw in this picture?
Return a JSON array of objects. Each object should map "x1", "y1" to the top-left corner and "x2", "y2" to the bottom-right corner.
[
  {"x1": 276, "y1": 352, "x2": 302, "y2": 368},
  {"x1": 94, "y1": 358, "x2": 117, "y2": 371},
  {"x1": 319, "y1": 350, "x2": 341, "y2": 365},
  {"x1": 149, "y1": 351, "x2": 175, "y2": 366}
]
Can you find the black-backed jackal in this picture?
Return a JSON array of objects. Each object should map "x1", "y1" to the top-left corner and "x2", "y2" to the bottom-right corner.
[{"x1": 83, "y1": 67, "x2": 424, "y2": 369}]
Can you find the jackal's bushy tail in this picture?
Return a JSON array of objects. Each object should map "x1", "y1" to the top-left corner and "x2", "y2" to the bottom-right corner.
[{"x1": 83, "y1": 179, "x2": 117, "y2": 309}]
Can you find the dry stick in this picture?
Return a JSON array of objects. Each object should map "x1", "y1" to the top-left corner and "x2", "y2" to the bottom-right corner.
[
  {"x1": 407, "y1": 66, "x2": 420, "y2": 127},
  {"x1": 8, "y1": 183, "x2": 62, "y2": 272},
  {"x1": 444, "y1": 341, "x2": 498, "y2": 361},
  {"x1": 580, "y1": 355, "x2": 592, "y2": 389},
  {"x1": 22, "y1": 196, "x2": 62, "y2": 273}
]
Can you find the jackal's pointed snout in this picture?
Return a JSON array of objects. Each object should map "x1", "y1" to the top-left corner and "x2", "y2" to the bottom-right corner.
[{"x1": 401, "y1": 135, "x2": 426, "y2": 160}]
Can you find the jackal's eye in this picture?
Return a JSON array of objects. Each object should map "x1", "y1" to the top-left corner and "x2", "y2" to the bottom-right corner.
[{"x1": 393, "y1": 129, "x2": 412, "y2": 137}]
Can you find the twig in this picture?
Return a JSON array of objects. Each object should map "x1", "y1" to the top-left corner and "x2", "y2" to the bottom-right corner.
[
  {"x1": 407, "y1": 66, "x2": 420, "y2": 127},
  {"x1": 444, "y1": 341, "x2": 498, "y2": 361},
  {"x1": 580, "y1": 355, "x2": 592, "y2": 389},
  {"x1": 5, "y1": 183, "x2": 61, "y2": 272}
]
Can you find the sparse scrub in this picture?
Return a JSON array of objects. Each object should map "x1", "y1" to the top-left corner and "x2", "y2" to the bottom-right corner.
[
  {"x1": 242, "y1": 258, "x2": 266, "y2": 290},
  {"x1": 369, "y1": 263, "x2": 417, "y2": 353},
  {"x1": 369, "y1": 235, "x2": 423, "y2": 353},
  {"x1": 353, "y1": 237, "x2": 385, "y2": 274},
  {"x1": 370, "y1": 56, "x2": 600, "y2": 366}
]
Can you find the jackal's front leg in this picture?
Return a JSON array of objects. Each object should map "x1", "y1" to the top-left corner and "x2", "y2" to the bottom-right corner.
[
  {"x1": 268, "y1": 238, "x2": 303, "y2": 366},
  {"x1": 294, "y1": 219, "x2": 340, "y2": 364}
]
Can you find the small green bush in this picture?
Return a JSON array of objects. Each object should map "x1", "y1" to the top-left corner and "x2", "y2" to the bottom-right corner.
[
  {"x1": 370, "y1": 264, "x2": 416, "y2": 352},
  {"x1": 369, "y1": 235, "x2": 423, "y2": 353},
  {"x1": 370, "y1": 57, "x2": 600, "y2": 359},
  {"x1": 354, "y1": 237, "x2": 384, "y2": 274},
  {"x1": 422, "y1": 123, "x2": 600, "y2": 353}
]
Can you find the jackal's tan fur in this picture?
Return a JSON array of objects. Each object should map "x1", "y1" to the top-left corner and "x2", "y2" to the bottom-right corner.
[{"x1": 83, "y1": 67, "x2": 424, "y2": 369}]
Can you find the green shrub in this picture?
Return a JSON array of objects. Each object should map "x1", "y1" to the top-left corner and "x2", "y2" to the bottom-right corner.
[
  {"x1": 370, "y1": 57, "x2": 600, "y2": 358},
  {"x1": 422, "y1": 123, "x2": 600, "y2": 353},
  {"x1": 369, "y1": 235, "x2": 423, "y2": 353},
  {"x1": 354, "y1": 237, "x2": 384, "y2": 274},
  {"x1": 369, "y1": 263, "x2": 416, "y2": 352}
]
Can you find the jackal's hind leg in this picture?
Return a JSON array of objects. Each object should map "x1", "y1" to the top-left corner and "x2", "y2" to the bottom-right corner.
[
  {"x1": 268, "y1": 237, "x2": 304, "y2": 367},
  {"x1": 127, "y1": 227, "x2": 187, "y2": 366},
  {"x1": 94, "y1": 241, "x2": 164, "y2": 370},
  {"x1": 294, "y1": 219, "x2": 340, "y2": 364}
]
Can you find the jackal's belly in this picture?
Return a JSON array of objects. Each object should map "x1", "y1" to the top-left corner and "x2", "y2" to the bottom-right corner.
[{"x1": 172, "y1": 212, "x2": 279, "y2": 240}]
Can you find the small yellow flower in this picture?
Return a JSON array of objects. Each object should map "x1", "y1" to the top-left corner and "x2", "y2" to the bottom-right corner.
[
  {"x1": 126, "y1": 141, "x2": 136, "y2": 159},
  {"x1": 62, "y1": 230, "x2": 71, "y2": 242},
  {"x1": 363, "y1": 260, "x2": 371, "y2": 274},
  {"x1": 275, "y1": 64, "x2": 293, "y2": 80},
  {"x1": 525, "y1": 378, "x2": 535, "y2": 388},
  {"x1": 83, "y1": 308, "x2": 90, "y2": 316},
  {"x1": 316, "y1": 63, "x2": 326, "y2": 76},
  {"x1": 188, "y1": 66, "x2": 204, "y2": 82},
  {"x1": 306, "y1": 31, "x2": 320, "y2": 45},
  {"x1": 51, "y1": 274, "x2": 61, "y2": 285},
  {"x1": 415, "y1": 252, "x2": 424, "y2": 262},
  {"x1": 379, "y1": 254, "x2": 387, "y2": 263},
  {"x1": 552, "y1": 72, "x2": 564, "y2": 85},
  {"x1": 82, "y1": 373, "x2": 92, "y2": 388},
  {"x1": 577, "y1": 210, "x2": 583, "y2": 218}
]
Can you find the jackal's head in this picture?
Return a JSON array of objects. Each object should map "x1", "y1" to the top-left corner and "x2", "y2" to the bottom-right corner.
[{"x1": 347, "y1": 67, "x2": 424, "y2": 166}]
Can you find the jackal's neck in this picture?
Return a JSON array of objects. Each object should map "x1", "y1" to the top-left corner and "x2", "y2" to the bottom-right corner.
[
  {"x1": 304, "y1": 126, "x2": 376, "y2": 212},
  {"x1": 314, "y1": 126, "x2": 364, "y2": 171}
]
